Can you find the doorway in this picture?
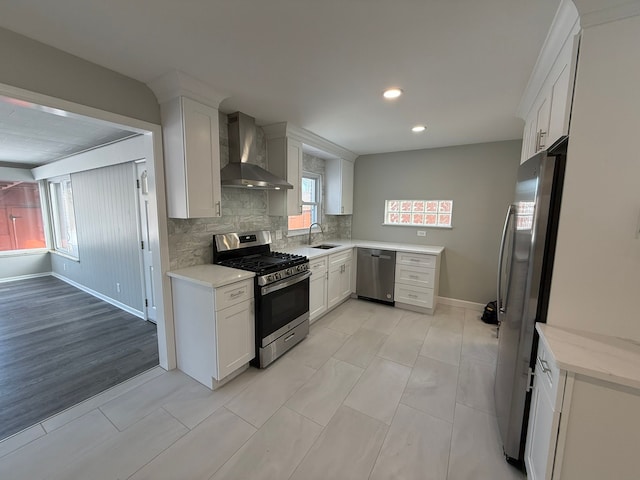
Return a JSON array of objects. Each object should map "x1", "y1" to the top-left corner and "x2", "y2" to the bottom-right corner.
[{"x1": 0, "y1": 83, "x2": 175, "y2": 439}]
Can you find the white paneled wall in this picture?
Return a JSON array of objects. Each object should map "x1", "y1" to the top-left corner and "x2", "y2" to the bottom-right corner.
[{"x1": 51, "y1": 161, "x2": 143, "y2": 313}]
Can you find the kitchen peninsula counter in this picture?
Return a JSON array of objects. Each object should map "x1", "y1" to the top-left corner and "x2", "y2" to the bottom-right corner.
[{"x1": 536, "y1": 323, "x2": 640, "y2": 390}]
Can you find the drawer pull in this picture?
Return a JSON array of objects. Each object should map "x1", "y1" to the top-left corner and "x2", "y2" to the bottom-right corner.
[
  {"x1": 284, "y1": 332, "x2": 296, "y2": 342},
  {"x1": 539, "y1": 358, "x2": 552, "y2": 374},
  {"x1": 229, "y1": 290, "x2": 244, "y2": 299},
  {"x1": 409, "y1": 275, "x2": 419, "y2": 279},
  {"x1": 408, "y1": 294, "x2": 418, "y2": 299},
  {"x1": 410, "y1": 258, "x2": 420, "y2": 262}
]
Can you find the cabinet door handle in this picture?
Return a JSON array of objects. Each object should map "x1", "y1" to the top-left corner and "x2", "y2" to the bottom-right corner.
[
  {"x1": 538, "y1": 358, "x2": 552, "y2": 374},
  {"x1": 341, "y1": 206, "x2": 344, "y2": 213},
  {"x1": 229, "y1": 290, "x2": 244, "y2": 299},
  {"x1": 538, "y1": 130, "x2": 547, "y2": 150},
  {"x1": 215, "y1": 201, "x2": 221, "y2": 216},
  {"x1": 408, "y1": 293, "x2": 418, "y2": 299}
]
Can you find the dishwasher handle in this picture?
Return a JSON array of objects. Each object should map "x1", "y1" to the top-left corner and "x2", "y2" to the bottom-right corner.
[{"x1": 369, "y1": 253, "x2": 392, "y2": 260}]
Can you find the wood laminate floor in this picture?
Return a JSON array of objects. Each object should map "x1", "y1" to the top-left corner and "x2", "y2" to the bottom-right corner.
[{"x1": 0, "y1": 276, "x2": 158, "y2": 441}]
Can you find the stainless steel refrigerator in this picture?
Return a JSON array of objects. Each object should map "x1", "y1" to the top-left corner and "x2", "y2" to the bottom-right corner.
[{"x1": 494, "y1": 137, "x2": 567, "y2": 467}]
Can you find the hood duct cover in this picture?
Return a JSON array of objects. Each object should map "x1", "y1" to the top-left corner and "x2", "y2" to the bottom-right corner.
[{"x1": 221, "y1": 112, "x2": 293, "y2": 190}]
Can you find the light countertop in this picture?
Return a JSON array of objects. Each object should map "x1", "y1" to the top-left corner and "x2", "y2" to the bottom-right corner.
[
  {"x1": 167, "y1": 264, "x2": 255, "y2": 288},
  {"x1": 281, "y1": 239, "x2": 445, "y2": 259},
  {"x1": 168, "y1": 239, "x2": 444, "y2": 287},
  {"x1": 536, "y1": 323, "x2": 640, "y2": 390}
]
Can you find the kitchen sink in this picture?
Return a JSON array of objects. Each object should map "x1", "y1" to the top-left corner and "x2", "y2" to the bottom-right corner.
[{"x1": 312, "y1": 244, "x2": 339, "y2": 249}]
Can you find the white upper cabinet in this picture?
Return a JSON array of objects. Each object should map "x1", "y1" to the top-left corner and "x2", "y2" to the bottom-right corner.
[
  {"x1": 161, "y1": 96, "x2": 222, "y2": 218},
  {"x1": 148, "y1": 71, "x2": 226, "y2": 218},
  {"x1": 518, "y1": 0, "x2": 580, "y2": 163},
  {"x1": 263, "y1": 121, "x2": 357, "y2": 218},
  {"x1": 265, "y1": 134, "x2": 303, "y2": 217},
  {"x1": 325, "y1": 158, "x2": 354, "y2": 215}
]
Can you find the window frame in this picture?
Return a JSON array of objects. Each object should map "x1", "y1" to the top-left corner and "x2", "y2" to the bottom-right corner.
[
  {"x1": 48, "y1": 175, "x2": 80, "y2": 259},
  {"x1": 287, "y1": 172, "x2": 322, "y2": 234},
  {"x1": 0, "y1": 179, "x2": 49, "y2": 256}
]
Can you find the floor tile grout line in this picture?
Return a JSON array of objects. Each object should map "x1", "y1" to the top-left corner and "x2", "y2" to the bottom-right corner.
[
  {"x1": 122, "y1": 407, "x2": 193, "y2": 480},
  {"x1": 202, "y1": 406, "x2": 264, "y2": 480}
]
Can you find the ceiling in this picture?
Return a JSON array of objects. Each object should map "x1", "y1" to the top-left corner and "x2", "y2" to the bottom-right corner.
[
  {"x1": 0, "y1": 96, "x2": 136, "y2": 166},
  {"x1": 0, "y1": 0, "x2": 561, "y2": 162}
]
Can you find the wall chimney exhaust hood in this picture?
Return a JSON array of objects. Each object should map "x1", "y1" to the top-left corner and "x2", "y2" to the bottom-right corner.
[{"x1": 221, "y1": 112, "x2": 293, "y2": 190}]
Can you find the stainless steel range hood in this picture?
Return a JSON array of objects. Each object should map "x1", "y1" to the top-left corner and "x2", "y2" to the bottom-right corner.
[{"x1": 221, "y1": 112, "x2": 293, "y2": 190}]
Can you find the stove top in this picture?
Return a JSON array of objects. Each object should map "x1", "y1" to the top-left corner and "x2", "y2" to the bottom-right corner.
[
  {"x1": 217, "y1": 251, "x2": 307, "y2": 275},
  {"x1": 212, "y1": 231, "x2": 309, "y2": 285}
]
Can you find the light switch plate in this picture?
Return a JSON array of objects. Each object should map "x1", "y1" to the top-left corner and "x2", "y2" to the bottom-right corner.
[
  {"x1": 417, "y1": 230, "x2": 426, "y2": 237},
  {"x1": 275, "y1": 230, "x2": 283, "y2": 240}
]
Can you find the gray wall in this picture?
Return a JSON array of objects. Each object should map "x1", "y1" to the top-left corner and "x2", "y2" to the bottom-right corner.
[
  {"x1": 352, "y1": 140, "x2": 521, "y2": 304},
  {"x1": 0, "y1": 27, "x2": 160, "y2": 125},
  {"x1": 52, "y1": 162, "x2": 144, "y2": 311},
  {"x1": 0, "y1": 253, "x2": 51, "y2": 280}
]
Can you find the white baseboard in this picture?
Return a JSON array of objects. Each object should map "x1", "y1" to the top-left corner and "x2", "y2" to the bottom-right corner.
[
  {"x1": 52, "y1": 273, "x2": 144, "y2": 319},
  {"x1": 0, "y1": 272, "x2": 52, "y2": 284},
  {"x1": 438, "y1": 296, "x2": 485, "y2": 312}
]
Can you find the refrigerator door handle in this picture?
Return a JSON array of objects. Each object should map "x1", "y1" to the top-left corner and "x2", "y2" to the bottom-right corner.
[{"x1": 497, "y1": 204, "x2": 515, "y2": 321}]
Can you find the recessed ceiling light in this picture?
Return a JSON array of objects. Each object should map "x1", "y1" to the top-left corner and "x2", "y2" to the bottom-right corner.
[
  {"x1": 412, "y1": 125, "x2": 426, "y2": 133},
  {"x1": 383, "y1": 88, "x2": 403, "y2": 99}
]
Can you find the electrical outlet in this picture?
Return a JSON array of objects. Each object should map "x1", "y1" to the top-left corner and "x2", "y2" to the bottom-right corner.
[
  {"x1": 116, "y1": 283, "x2": 121, "y2": 293},
  {"x1": 275, "y1": 230, "x2": 282, "y2": 240},
  {"x1": 417, "y1": 230, "x2": 427, "y2": 237}
]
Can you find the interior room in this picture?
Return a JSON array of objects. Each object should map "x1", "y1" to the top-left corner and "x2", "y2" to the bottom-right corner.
[
  {"x1": 0, "y1": 100, "x2": 161, "y2": 440},
  {"x1": 0, "y1": 1, "x2": 639, "y2": 479}
]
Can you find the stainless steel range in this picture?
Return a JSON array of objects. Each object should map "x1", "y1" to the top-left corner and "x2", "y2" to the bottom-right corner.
[{"x1": 213, "y1": 231, "x2": 310, "y2": 368}]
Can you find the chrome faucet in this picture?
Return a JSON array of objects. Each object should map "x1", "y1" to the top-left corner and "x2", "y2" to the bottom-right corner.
[{"x1": 308, "y1": 222, "x2": 324, "y2": 245}]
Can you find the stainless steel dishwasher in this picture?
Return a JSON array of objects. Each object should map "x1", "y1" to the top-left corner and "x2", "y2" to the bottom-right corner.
[{"x1": 356, "y1": 248, "x2": 396, "y2": 305}]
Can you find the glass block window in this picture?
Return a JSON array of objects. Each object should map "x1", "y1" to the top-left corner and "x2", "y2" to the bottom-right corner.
[{"x1": 384, "y1": 200, "x2": 453, "y2": 228}]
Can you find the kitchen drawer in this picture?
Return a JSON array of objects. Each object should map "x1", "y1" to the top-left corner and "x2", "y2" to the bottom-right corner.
[
  {"x1": 535, "y1": 341, "x2": 565, "y2": 412},
  {"x1": 394, "y1": 283, "x2": 434, "y2": 309},
  {"x1": 215, "y1": 279, "x2": 253, "y2": 311},
  {"x1": 395, "y1": 263, "x2": 435, "y2": 288},
  {"x1": 396, "y1": 252, "x2": 436, "y2": 269},
  {"x1": 309, "y1": 256, "x2": 328, "y2": 275},
  {"x1": 329, "y1": 249, "x2": 352, "y2": 267}
]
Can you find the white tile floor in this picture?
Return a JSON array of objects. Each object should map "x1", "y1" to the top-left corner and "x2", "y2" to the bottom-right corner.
[{"x1": 0, "y1": 300, "x2": 525, "y2": 480}]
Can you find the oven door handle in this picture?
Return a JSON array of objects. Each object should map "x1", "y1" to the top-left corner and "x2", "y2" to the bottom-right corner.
[{"x1": 261, "y1": 271, "x2": 311, "y2": 296}]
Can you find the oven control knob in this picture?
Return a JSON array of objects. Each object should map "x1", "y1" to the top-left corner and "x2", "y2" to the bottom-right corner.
[
  {"x1": 266, "y1": 274, "x2": 273, "y2": 283},
  {"x1": 286, "y1": 268, "x2": 292, "y2": 275}
]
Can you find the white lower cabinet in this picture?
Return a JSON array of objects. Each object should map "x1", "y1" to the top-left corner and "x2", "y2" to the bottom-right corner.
[
  {"x1": 525, "y1": 341, "x2": 564, "y2": 480},
  {"x1": 309, "y1": 256, "x2": 328, "y2": 322},
  {"x1": 525, "y1": 327, "x2": 640, "y2": 480},
  {"x1": 171, "y1": 277, "x2": 254, "y2": 389},
  {"x1": 327, "y1": 249, "x2": 353, "y2": 310},
  {"x1": 394, "y1": 252, "x2": 440, "y2": 314}
]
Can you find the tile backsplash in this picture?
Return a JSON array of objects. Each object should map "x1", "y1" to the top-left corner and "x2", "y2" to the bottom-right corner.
[{"x1": 168, "y1": 114, "x2": 352, "y2": 270}]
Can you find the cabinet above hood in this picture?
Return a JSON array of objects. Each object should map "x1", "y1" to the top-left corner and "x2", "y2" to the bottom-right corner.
[{"x1": 221, "y1": 112, "x2": 293, "y2": 190}]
